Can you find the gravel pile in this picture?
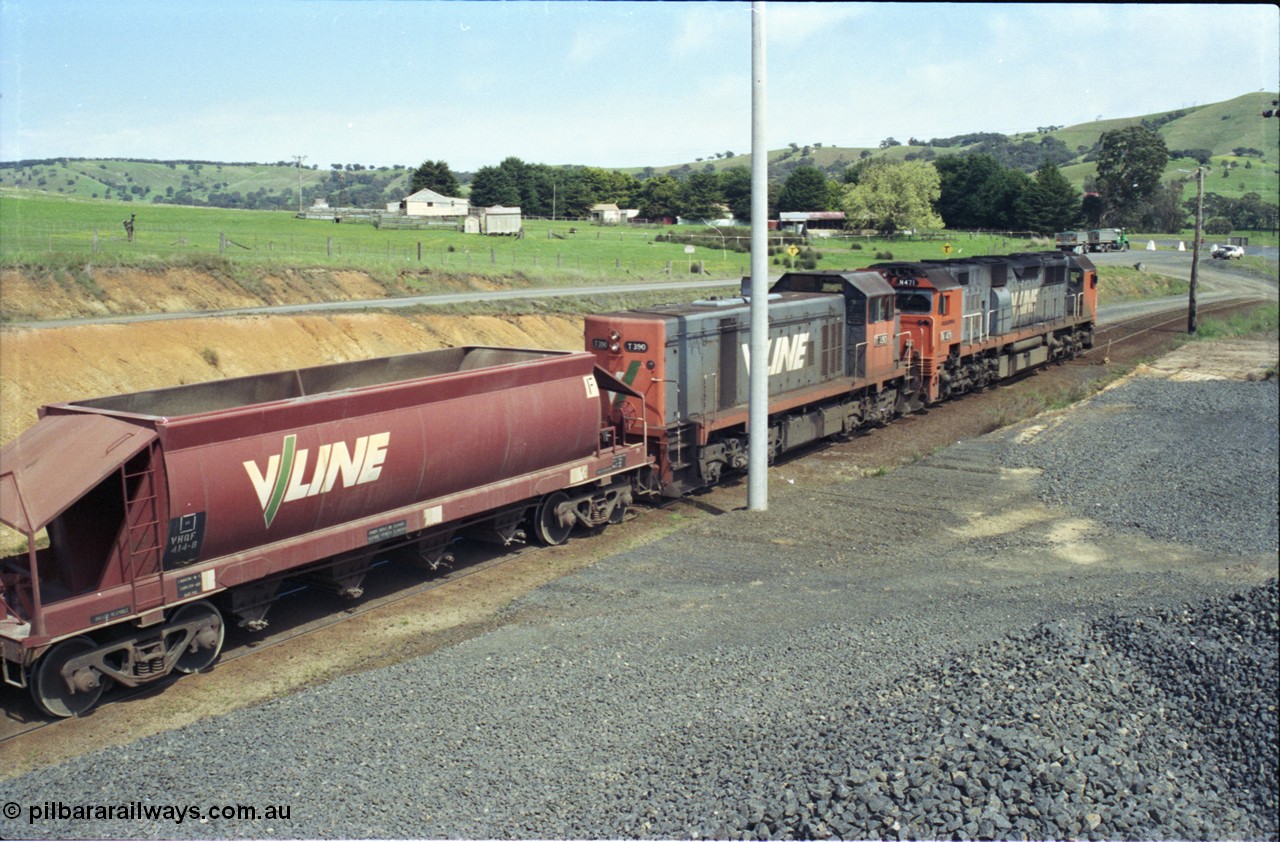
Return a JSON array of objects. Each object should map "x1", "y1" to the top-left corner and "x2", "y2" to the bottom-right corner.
[
  {"x1": 741, "y1": 580, "x2": 1279, "y2": 842},
  {"x1": 1004, "y1": 377, "x2": 1279, "y2": 556}
]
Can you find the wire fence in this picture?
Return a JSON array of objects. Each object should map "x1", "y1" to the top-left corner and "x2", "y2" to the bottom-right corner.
[{"x1": 2, "y1": 220, "x2": 768, "y2": 280}]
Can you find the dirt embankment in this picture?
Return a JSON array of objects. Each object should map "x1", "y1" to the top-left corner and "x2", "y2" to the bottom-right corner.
[
  {"x1": 0, "y1": 264, "x2": 508, "y2": 323},
  {"x1": 0, "y1": 266, "x2": 582, "y2": 449}
]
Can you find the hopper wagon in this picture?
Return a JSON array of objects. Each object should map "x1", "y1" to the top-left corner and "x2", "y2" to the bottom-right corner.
[{"x1": 0, "y1": 347, "x2": 646, "y2": 716}]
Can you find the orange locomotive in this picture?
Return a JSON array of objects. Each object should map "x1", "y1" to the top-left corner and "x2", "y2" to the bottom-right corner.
[{"x1": 586, "y1": 251, "x2": 1097, "y2": 496}]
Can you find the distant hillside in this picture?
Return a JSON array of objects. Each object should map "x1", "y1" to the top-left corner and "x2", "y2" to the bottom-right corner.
[
  {"x1": 634, "y1": 91, "x2": 1279, "y2": 204},
  {"x1": 2, "y1": 92, "x2": 1275, "y2": 209},
  {"x1": 0, "y1": 158, "x2": 416, "y2": 212}
]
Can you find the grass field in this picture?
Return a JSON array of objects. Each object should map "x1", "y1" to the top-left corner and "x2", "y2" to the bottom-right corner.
[
  {"x1": 2, "y1": 188, "x2": 1273, "y2": 315},
  {"x1": 0, "y1": 189, "x2": 1062, "y2": 285}
]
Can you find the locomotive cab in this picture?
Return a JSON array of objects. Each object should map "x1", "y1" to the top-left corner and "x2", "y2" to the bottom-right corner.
[
  {"x1": 766, "y1": 270, "x2": 899, "y2": 381},
  {"x1": 868, "y1": 263, "x2": 962, "y2": 403}
]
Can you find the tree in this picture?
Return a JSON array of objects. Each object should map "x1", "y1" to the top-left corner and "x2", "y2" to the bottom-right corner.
[
  {"x1": 719, "y1": 166, "x2": 754, "y2": 222},
  {"x1": 637, "y1": 175, "x2": 681, "y2": 220},
  {"x1": 840, "y1": 160, "x2": 943, "y2": 233},
  {"x1": 1020, "y1": 161, "x2": 1080, "y2": 233},
  {"x1": 676, "y1": 172, "x2": 726, "y2": 220},
  {"x1": 980, "y1": 168, "x2": 1032, "y2": 230},
  {"x1": 410, "y1": 160, "x2": 460, "y2": 196},
  {"x1": 1137, "y1": 180, "x2": 1189, "y2": 233},
  {"x1": 776, "y1": 166, "x2": 832, "y2": 213},
  {"x1": 935, "y1": 154, "x2": 1006, "y2": 229},
  {"x1": 468, "y1": 164, "x2": 521, "y2": 208},
  {"x1": 1094, "y1": 126, "x2": 1168, "y2": 225}
]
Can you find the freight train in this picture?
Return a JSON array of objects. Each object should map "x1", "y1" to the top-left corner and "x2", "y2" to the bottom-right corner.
[{"x1": 0, "y1": 250, "x2": 1097, "y2": 716}]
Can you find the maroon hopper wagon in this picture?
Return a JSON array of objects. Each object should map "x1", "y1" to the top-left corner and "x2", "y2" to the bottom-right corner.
[{"x1": 0, "y1": 346, "x2": 647, "y2": 716}]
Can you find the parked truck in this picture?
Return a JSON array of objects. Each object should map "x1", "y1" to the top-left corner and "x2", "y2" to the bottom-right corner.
[
  {"x1": 1055, "y1": 228, "x2": 1128, "y2": 254},
  {"x1": 1087, "y1": 228, "x2": 1129, "y2": 252}
]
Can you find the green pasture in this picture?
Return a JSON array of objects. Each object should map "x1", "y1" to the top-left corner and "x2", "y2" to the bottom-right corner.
[
  {"x1": 2, "y1": 189, "x2": 1272, "y2": 318},
  {"x1": 0, "y1": 189, "x2": 1051, "y2": 286}
]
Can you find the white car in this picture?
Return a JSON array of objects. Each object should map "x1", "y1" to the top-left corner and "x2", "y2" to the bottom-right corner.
[{"x1": 1211, "y1": 244, "x2": 1244, "y2": 259}]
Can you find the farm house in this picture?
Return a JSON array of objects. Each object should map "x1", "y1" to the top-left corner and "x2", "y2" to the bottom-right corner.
[
  {"x1": 590, "y1": 204, "x2": 640, "y2": 225},
  {"x1": 393, "y1": 188, "x2": 470, "y2": 218}
]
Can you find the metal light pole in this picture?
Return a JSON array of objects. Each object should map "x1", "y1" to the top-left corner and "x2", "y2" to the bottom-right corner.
[
  {"x1": 748, "y1": 1, "x2": 769, "y2": 511},
  {"x1": 702, "y1": 221, "x2": 728, "y2": 260}
]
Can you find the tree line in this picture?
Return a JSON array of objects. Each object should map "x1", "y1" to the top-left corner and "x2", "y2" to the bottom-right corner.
[{"x1": 9, "y1": 127, "x2": 1274, "y2": 233}]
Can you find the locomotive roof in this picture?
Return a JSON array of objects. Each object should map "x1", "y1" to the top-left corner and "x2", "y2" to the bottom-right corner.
[
  {"x1": 767, "y1": 269, "x2": 894, "y2": 299},
  {"x1": 865, "y1": 262, "x2": 961, "y2": 291}
]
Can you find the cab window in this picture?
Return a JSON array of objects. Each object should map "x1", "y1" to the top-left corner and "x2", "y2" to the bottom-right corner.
[{"x1": 897, "y1": 291, "x2": 932, "y2": 314}]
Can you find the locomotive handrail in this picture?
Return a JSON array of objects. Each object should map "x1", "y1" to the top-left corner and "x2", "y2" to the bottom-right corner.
[
  {"x1": 852, "y1": 342, "x2": 867, "y2": 379},
  {"x1": 650, "y1": 378, "x2": 681, "y2": 422},
  {"x1": 962, "y1": 311, "x2": 987, "y2": 343},
  {"x1": 895, "y1": 333, "x2": 914, "y2": 368}
]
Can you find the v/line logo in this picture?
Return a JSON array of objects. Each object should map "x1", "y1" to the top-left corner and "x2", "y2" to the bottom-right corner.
[
  {"x1": 244, "y1": 432, "x2": 390, "y2": 527},
  {"x1": 741, "y1": 331, "x2": 810, "y2": 375}
]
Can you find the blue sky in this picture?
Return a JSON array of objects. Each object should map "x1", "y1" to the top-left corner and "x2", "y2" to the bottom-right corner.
[{"x1": 1, "y1": 2, "x2": 1276, "y2": 172}]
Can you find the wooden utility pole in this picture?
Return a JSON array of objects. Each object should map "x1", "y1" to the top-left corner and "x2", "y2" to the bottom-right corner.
[
  {"x1": 293, "y1": 155, "x2": 307, "y2": 214},
  {"x1": 1188, "y1": 166, "x2": 1203, "y2": 334}
]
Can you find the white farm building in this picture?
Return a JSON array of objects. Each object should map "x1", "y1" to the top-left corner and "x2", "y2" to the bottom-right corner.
[
  {"x1": 464, "y1": 205, "x2": 523, "y2": 236},
  {"x1": 391, "y1": 188, "x2": 469, "y2": 218}
]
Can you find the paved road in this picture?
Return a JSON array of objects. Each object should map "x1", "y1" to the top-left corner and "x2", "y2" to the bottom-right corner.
[
  {"x1": 0, "y1": 278, "x2": 744, "y2": 330},
  {"x1": 1089, "y1": 249, "x2": 1278, "y2": 323},
  {"x1": 3, "y1": 252, "x2": 1274, "y2": 331}
]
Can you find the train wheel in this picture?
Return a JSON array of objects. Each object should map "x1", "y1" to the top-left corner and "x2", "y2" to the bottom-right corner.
[
  {"x1": 535, "y1": 491, "x2": 574, "y2": 546},
  {"x1": 32, "y1": 636, "x2": 104, "y2": 718},
  {"x1": 169, "y1": 602, "x2": 225, "y2": 674}
]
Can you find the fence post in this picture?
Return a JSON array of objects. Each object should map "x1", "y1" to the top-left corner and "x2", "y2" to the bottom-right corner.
[
  {"x1": 417, "y1": 241, "x2": 422, "y2": 261},
  {"x1": 219, "y1": 233, "x2": 226, "y2": 256},
  {"x1": 490, "y1": 247, "x2": 496, "y2": 264},
  {"x1": 327, "y1": 236, "x2": 333, "y2": 257},
  {"x1": 558, "y1": 253, "x2": 563, "y2": 269},
  {"x1": 93, "y1": 229, "x2": 99, "y2": 254}
]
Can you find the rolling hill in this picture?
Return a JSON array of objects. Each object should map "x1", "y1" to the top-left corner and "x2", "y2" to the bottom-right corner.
[
  {"x1": 638, "y1": 92, "x2": 1279, "y2": 205},
  {"x1": 1, "y1": 92, "x2": 1275, "y2": 208}
]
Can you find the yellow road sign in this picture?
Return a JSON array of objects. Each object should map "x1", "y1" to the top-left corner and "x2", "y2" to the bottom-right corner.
[
  {"x1": 943, "y1": 243, "x2": 952, "y2": 255},
  {"x1": 787, "y1": 245, "x2": 799, "y2": 257}
]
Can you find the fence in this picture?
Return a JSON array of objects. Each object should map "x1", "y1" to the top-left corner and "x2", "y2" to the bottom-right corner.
[{"x1": 1, "y1": 220, "x2": 757, "y2": 280}]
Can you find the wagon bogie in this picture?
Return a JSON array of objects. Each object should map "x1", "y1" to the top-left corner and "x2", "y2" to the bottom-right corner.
[{"x1": 25, "y1": 598, "x2": 224, "y2": 715}]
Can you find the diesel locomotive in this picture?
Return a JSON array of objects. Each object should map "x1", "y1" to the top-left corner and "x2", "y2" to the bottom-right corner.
[
  {"x1": 585, "y1": 250, "x2": 1096, "y2": 495},
  {"x1": 0, "y1": 250, "x2": 1096, "y2": 716}
]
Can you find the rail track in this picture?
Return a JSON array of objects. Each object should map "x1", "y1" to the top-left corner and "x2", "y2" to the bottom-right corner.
[{"x1": 0, "y1": 295, "x2": 1269, "y2": 747}]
